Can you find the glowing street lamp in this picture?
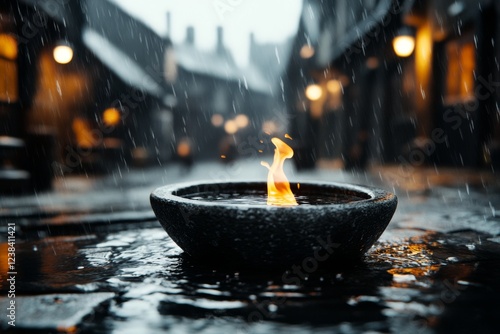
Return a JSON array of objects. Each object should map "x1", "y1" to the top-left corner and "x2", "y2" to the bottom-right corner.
[
  {"x1": 102, "y1": 108, "x2": 121, "y2": 127},
  {"x1": 224, "y1": 120, "x2": 238, "y2": 134},
  {"x1": 305, "y1": 84, "x2": 322, "y2": 101},
  {"x1": 235, "y1": 114, "x2": 249, "y2": 128},
  {"x1": 393, "y1": 27, "x2": 415, "y2": 57},
  {"x1": 326, "y1": 79, "x2": 342, "y2": 94},
  {"x1": 53, "y1": 41, "x2": 74, "y2": 64},
  {"x1": 300, "y1": 44, "x2": 315, "y2": 59}
]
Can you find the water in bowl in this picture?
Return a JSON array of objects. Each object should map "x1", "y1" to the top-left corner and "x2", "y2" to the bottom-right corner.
[{"x1": 184, "y1": 191, "x2": 367, "y2": 206}]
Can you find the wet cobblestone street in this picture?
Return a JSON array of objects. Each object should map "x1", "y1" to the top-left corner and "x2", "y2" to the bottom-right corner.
[{"x1": 1, "y1": 161, "x2": 500, "y2": 333}]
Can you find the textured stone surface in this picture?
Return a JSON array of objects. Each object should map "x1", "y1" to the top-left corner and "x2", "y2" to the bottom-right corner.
[{"x1": 151, "y1": 181, "x2": 397, "y2": 268}]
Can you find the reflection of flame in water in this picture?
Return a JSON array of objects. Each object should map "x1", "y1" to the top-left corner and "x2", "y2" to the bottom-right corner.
[
  {"x1": 388, "y1": 265, "x2": 441, "y2": 285},
  {"x1": 261, "y1": 137, "x2": 298, "y2": 206}
]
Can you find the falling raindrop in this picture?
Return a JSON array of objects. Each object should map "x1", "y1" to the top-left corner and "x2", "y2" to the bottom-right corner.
[{"x1": 56, "y1": 80, "x2": 62, "y2": 96}]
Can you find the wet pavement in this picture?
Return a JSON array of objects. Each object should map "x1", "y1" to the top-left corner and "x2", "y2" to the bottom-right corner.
[{"x1": 1, "y1": 160, "x2": 500, "y2": 333}]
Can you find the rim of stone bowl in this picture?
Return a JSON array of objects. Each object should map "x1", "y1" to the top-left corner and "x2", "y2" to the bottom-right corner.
[{"x1": 150, "y1": 180, "x2": 396, "y2": 209}]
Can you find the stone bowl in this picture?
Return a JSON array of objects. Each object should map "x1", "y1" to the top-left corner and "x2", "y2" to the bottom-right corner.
[{"x1": 150, "y1": 181, "x2": 397, "y2": 269}]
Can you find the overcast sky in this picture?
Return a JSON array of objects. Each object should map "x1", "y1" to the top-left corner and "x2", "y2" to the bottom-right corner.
[{"x1": 109, "y1": 0, "x2": 303, "y2": 66}]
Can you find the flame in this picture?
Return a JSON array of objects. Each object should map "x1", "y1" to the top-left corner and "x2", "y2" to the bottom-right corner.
[{"x1": 261, "y1": 137, "x2": 298, "y2": 206}]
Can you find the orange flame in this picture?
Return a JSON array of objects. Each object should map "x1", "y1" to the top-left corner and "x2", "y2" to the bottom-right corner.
[{"x1": 261, "y1": 137, "x2": 298, "y2": 206}]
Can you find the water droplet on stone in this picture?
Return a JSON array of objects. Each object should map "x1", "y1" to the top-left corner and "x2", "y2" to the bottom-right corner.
[
  {"x1": 465, "y1": 244, "x2": 476, "y2": 250},
  {"x1": 268, "y1": 304, "x2": 278, "y2": 312}
]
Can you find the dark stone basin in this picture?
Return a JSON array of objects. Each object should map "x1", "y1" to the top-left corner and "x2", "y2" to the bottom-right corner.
[{"x1": 150, "y1": 181, "x2": 397, "y2": 268}]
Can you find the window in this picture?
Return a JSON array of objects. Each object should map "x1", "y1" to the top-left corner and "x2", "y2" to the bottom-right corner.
[
  {"x1": 444, "y1": 33, "x2": 475, "y2": 104},
  {"x1": 0, "y1": 17, "x2": 19, "y2": 103}
]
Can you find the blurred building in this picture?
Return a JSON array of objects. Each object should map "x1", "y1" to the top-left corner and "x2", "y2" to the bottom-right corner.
[
  {"x1": 0, "y1": 0, "x2": 177, "y2": 193},
  {"x1": 285, "y1": 0, "x2": 500, "y2": 170},
  {"x1": 0, "y1": 0, "x2": 277, "y2": 192},
  {"x1": 248, "y1": 32, "x2": 294, "y2": 89},
  {"x1": 169, "y1": 24, "x2": 274, "y2": 161}
]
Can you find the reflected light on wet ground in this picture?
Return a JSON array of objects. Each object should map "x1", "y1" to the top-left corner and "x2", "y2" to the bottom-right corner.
[
  {"x1": 2, "y1": 224, "x2": 499, "y2": 333},
  {"x1": 1, "y1": 162, "x2": 500, "y2": 333}
]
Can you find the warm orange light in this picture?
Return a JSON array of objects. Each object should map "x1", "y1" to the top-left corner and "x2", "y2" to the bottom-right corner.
[
  {"x1": 326, "y1": 80, "x2": 342, "y2": 94},
  {"x1": 235, "y1": 114, "x2": 249, "y2": 128},
  {"x1": 72, "y1": 118, "x2": 96, "y2": 148},
  {"x1": 177, "y1": 140, "x2": 191, "y2": 157},
  {"x1": 53, "y1": 45, "x2": 74, "y2": 64},
  {"x1": 102, "y1": 108, "x2": 121, "y2": 126},
  {"x1": 0, "y1": 34, "x2": 18, "y2": 60},
  {"x1": 261, "y1": 137, "x2": 298, "y2": 206},
  {"x1": 300, "y1": 44, "x2": 315, "y2": 59},
  {"x1": 224, "y1": 120, "x2": 238, "y2": 134},
  {"x1": 211, "y1": 114, "x2": 224, "y2": 127},
  {"x1": 262, "y1": 121, "x2": 277, "y2": 135},
  {"x1": 305, "y1": 84, "x2": 322, "y2": 101},
  {"x1": 393, "y1": 35, "x2": 415, "y2": 57},
  {"x1": 0, "y1": 35, "x2": 18, "y2": 102},
  {"x1": 57, "y1": 325, "x2": 78, "y2": 334},
  {"x1": 0, "y1": 243, "x2": 9, "y2": 277}
]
